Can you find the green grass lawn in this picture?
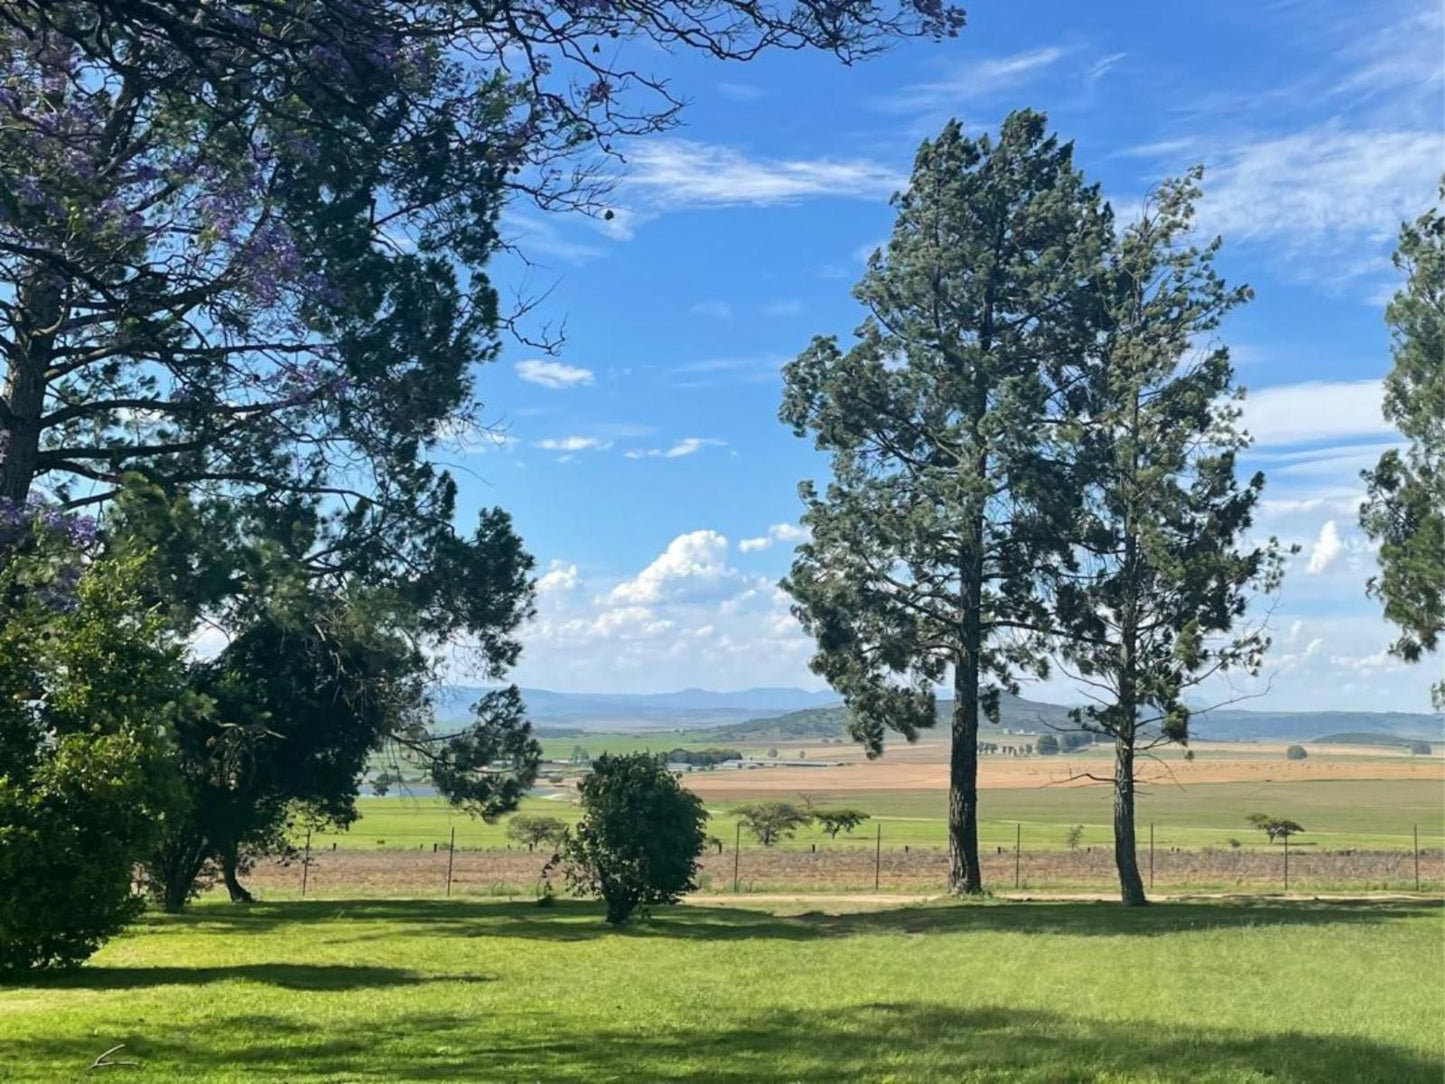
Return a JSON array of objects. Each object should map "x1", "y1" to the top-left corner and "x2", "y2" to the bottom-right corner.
[
  {"x1": 2, "y1": 897, "x2": 1441, "y2": 1082},
  {"x1": 319, "y1": 778, "x2": 1445, "y2": 854}
]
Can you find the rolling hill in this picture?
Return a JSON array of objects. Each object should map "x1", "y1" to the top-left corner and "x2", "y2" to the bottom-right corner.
[{"x1": 699, "y1": 698, "x2": 1445, "y2": 745}]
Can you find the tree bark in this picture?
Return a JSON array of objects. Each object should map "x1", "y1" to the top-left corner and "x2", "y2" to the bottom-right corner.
[
  {"x1": 1113, "y1": 736, "x2": 1147, "y2": 906},
  {"x1": 219, "y1": 844, "x2": 255, "y2": 904},
  {"x1": 949, "y1": 592, "x2": 983, "y2": 895},
  {"x1": 0, "y1": 276, "x2": 58, "y2": 504}
]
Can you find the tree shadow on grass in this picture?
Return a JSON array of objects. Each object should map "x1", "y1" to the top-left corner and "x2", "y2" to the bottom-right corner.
[
  {"x1": 24, "y1": 962, "x2": 493, "y2": 992},
  {"x1": 163, "y1": 895, "x2": 1442, "y2": 946},
  {"x1": 7, "y1": 1001, "x2": 1440, "y2": 1082}
]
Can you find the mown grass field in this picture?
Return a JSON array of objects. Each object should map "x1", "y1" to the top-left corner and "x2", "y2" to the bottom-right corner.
[
  {"x1": 2, "y1": 897, "x2": 1441, "y2": 1082},
  {"x1": 318, "y1": 778, "x2": 1445, "y2": 854}
]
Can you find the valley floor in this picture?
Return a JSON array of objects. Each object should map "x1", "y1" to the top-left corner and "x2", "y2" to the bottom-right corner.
[{"x1": 3, "y1": 896, "x2": 1441, "y2": 1082}]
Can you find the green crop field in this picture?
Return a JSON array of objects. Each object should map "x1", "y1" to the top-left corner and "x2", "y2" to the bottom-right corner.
[
  {"x1": 2, "y1": 897, "x2": 1441, "y2": 1082},
  {"x1": 313, "y1": 778, "x2": 1445, "y2": 854}
]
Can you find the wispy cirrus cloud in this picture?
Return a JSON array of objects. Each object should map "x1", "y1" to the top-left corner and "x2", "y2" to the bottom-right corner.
[
  {"x1": 624, "y1": 437, "x2": 727, "y2": 459},
  {"x1": 1238, "y1": 379, "x2": 1394, "y2": 447},
  {"x1": 621, "y1": 139, "x2": 904, "y2": 208},
  {"x1": 872, "y1": 46, "x2": 1067, "y2": 114}
]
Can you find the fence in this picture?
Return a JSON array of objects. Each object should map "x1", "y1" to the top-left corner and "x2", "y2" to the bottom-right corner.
[{"x1": 264, "y1": 822, "x2": 1442, "y2": 900}]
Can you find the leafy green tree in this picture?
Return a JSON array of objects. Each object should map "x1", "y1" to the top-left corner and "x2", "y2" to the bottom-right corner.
[
  {"x1": 735, "y1": 801, "x2": 814, "y2": 846},
  {"x1": 0, "y1": 514, "x2": 186, "y2": 971},
  {"x1": 1064, "y1": 824, "x2": 1085, "y2": 850},
  {"x1": 1035, "y1": 733, "x2": 1061, "y2": 756},
  {"x1": 814, "y1": 809, "x2": 870, "y2": 839},
  {"x1": 1052, "y1": 174, "x2": 1287, "y2": 907},
  {"x1": 1285, "y1": 745, "x2": 1308, "y2": 761},
  {"x1": 557, "y1": 754, "x2": 708, "y2": 924},
  {"x1": 1360, "y1": 188, "x2": 1445, "y2": 709},
  {"x1": 507, "y1": 814, "x2": 569, "y2": 852},
  {"x1": 1246, "y1": 813, "x2": 1304, "y2": 844},
  {"x1": 781, "y1": 112, "x2": 1111, "y2": 894}
]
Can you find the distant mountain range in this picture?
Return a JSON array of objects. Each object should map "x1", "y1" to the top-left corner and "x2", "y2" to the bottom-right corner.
[
  {"x1": 437, "y1": 685, "x2": 1442, "y2": 744},
  {"x1": 434, "y1": 685, "x2": 838, "y2": 729},
  {"x1": 700, "y1": 696, "x2": 1445, "y2": 745}
]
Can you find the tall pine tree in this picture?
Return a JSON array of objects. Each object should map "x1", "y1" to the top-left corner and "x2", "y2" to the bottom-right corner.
[
  {"x1": 780, "y1": 112, "x2": 1109, "y2": 893},
  {"x1": 1053, "y1": 172, "x2": 1288, "y2": 906},
  {"x1": 1359, "y1": 186, "x2": 1445, "y2": 709}
]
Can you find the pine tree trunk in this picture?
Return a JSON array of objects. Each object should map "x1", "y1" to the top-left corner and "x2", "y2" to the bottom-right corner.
[
  {"x1": 0, "y1": 277, "x2": 58, "y2": 503},
  {"x1": 949, "y1": 602, "x2": 984, "y2": 895},
  {"x1": 1113, "y1": 737, "x2": 1147, "y2": 906}
]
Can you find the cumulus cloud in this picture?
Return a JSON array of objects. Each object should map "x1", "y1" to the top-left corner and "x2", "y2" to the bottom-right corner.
[
  {"x1": 516, "y1": 359, "x2": 595, "y2": 389},
  {"x1": 508, "y1": 532, "x2": 815, "y2": 690},
  {"x1": 624, "y1": 438, "x2": 726, "y2": 459},
  {"x1": 1306, "y1": 520, "x2": 1345, "y2": 574},
  {"x1": 739, "y1": 523, "x2": 810, "y2": 552},
  {"x1": 537, "y1": 560, "x2": 579, "y2": 593},
  {"x1": 609, "y1": 530, "x2": 734, "y2": 605}
]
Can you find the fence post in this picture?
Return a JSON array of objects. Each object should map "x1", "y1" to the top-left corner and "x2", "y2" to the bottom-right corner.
[
  {"x1": 874, "y1": 822, "x2": 882, "y2": 891},
  {"x1": 446, "y1": 826, "x2": 455, "y2": 898},
  {"x1": 300, "y1": 828, "x2": 312, "y2": 898},
  {"x1": 1148, "y1": 823, "x2": 1154, "y2": 891},
  {"x1": 733, "y1": 821, "x2": 741, "y2": 893},
  {"x1": 1014, "y1": 823, "x2": 1021, "y2": 889},
  {"x1": 1413, "y1": 824, "x2": 1420, "y2": 892},
  {"x1": 1283, "y1": 832, "x2": 1289, "y2": 892}
]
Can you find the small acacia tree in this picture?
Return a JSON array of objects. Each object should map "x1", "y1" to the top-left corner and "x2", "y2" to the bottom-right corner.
[
  {"x1": 815, "y1": 809, "x2": 870, "y2": 839},
  {"x1": 558, "y1": 754, "x2": 707, "y2": 924},
  {"x1": 507, "y1": 814, "x2": 568, "y2": 852},
  {"x1": 1246, "y1": 814, "x2": 1304, "y2": 844},
  {"x1": 735, "y1": 802, "x2": 813, "y2": 846}
]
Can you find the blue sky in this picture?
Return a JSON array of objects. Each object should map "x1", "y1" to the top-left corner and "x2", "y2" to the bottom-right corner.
[{"x1": 441, "y1": 0, "x2": 1443, "y2": 711}]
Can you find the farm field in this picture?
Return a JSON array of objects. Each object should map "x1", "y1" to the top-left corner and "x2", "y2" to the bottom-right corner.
[
  {"x1": 2, "y1": 897, "x2": 1441, "y2": 1082},
  {"x1": 325, "y1": 777, "x2": 1445, "y2": 854}
]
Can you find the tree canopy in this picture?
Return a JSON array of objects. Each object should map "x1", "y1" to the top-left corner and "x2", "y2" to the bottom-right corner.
[
  {"x1": 1360, "y1": 187, "x2": 1445, "y2": 709},
  {"x1": 781, "y1": 111, "x2": 1111, "y2": 893}
]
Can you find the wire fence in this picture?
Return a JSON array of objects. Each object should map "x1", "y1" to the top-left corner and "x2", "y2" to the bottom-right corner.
[{"x1": 261, "y1": 823, "x2": 1442, "y2": 900}]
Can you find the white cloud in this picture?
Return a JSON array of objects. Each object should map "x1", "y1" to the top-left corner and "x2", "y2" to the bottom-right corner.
[
  {"x1": 1088, "y1": 52, "x2": 1126, "y2": 82},
  {"x1": 739, "y1": 523, "x2": 810, "y2": 552},
  {"x1": 537, "y1": 560, "x2": 580, "y2": 593},
  {"x1": 516, "y1": 359, "x2": 595, "y2": 389},
  {"x1": 623, "y1": 139, "x2": 904, "y2": 208},
  {"x1": 1239, "y1": 380, "x2": 1393, "y2": 446},
  {"x1": 690, "y1": 300, "x2": 734, "y2": 319},
  {"x1": 624, "y1": 437, "x2": 727, "y2": 460},
  {"x1": 509, "y1": 532, "x2": 816, "y2": 691},
  {"x1": 500, "y1": 212, "x2": 606, "y2": 264},
  {"x1": 1306, "y1": 520, "x2": 1345, "y2": 574},
  {"x1": 535, "y1": 436, "x2": 611, "y2": 453},
  {"x1": 609, "y1": 530, "x2": 735, "y2": 605},
  {"x1": 874, "y1": 46, "x2": 1067, "y2": 113},
  {"x1": 1198, "y1": 128, "x2": 1441, "y2": 251}
]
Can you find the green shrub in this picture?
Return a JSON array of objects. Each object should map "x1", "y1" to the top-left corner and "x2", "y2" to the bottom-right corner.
[{"x1": 558, "y1": 753, "x2": 708, "y2": 924}]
